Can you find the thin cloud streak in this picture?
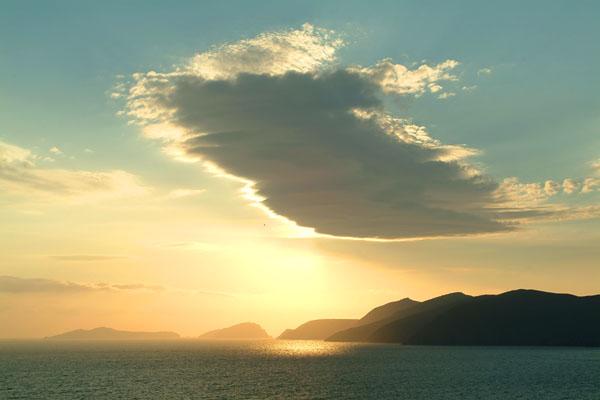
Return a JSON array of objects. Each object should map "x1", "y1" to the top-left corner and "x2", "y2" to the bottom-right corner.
[
  {"x1": 0, "y1": 276, "x2": 236, "y2": 298},
  {"x1": 49, "y1": 255, "x2": 127, "y2": 262}
]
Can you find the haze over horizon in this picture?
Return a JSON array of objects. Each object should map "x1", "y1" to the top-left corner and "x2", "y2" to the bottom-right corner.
[{"x1": 1, "y1": 0, "x2": 600, "y2": 339}]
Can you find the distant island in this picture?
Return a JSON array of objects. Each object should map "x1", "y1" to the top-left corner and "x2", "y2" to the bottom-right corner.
[
  {"x1": 46, "y1": 327, "x2": 180, "y2": 340},
  {"x1": 278, "y1": 319, "x2": 358, "y2": 340},
  {"x1": 199, "y1": 322, "x2": 271, "y2": 340}
]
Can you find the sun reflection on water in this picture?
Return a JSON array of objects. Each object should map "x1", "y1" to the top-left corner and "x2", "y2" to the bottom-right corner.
[{"x1": 265, "y1": 340, "x2": 354, "y2": 357}]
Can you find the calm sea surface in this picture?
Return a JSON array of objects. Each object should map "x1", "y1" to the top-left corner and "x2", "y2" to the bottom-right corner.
[{"x1": 1, "y1": 340, "x2": 599, "y2": 399}]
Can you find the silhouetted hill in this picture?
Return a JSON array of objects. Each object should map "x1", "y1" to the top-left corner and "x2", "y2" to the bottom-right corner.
[
  {"x1": 402, "y1": 290, "x2": 600, "y2": 346},
  {"x1": 46, "y1": 327, "x2": 180, "y2": 340},
  {"x1": 278, "y1": 319, "x2": 358, "y2": 340},
  {"x1": 331, "y1": 289, "x2": 600, "y2": 346},
  {"x1": 200, "y1": 322, "x2": 271, "y2": 339},
  {"x1": 358, "y1": 298, "x2": 420, "y2": 325},
  {"x1": 328, "y1": 293, "x2": 468, "y2": 342},
  {"x1": 366, "y1": 292, "x2": 473, "y2": 343}
]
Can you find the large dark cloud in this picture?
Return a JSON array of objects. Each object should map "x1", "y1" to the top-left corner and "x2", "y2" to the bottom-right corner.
[
  {"x1": 124, "y1": 25, "x2": 599, "y2": 239},
  {"x1": 158, "y1": 71, "x2": 508, "y2": 238}
]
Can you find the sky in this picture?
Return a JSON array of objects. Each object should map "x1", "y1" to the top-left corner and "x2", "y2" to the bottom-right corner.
[{"x1": 1, "y1": 0, "x2": 599, "y2": 338}]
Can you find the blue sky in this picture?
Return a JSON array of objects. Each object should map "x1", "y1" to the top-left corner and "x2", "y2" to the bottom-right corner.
[{"x1": 2, "y1": 0, "x2": 599, "y2": 182}]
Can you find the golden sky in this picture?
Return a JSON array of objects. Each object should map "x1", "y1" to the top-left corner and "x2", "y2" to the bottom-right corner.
[{"x1": 1, "y1": 16, "x2": 599, "y2": 338}]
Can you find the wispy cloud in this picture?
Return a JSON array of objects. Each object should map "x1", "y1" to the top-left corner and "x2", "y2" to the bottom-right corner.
[
  {"x1": 562, "y1": 178, "x2": 580, "y2": 194},
  {"x1": 437, "y1": 91, "x2": 456, "y2": 99},
  {"x1": 111, "y1": 283, "x2": 164, "y2": 291},
  {"x1": 0, "y1": 276, "x2": 97, "y2": 293},
  {"x1": 0, "y1": 276, "x2": 163, "y2": 294},
  {"x1": 477, "y1": 67, "x2": 492, "y2": 76},
  {"x1": 165, "y1": 188, "x2": 205, "y2": 199},
  {"x1": 0, "y1": 140, "x2": 149, "y2": 205},
  {"x1": 582, "y1": 177, "x2": 600, "y2": 193},
  {"x1": 49, "y1": 146, "x2": 63, "y2": 155},
  {"x1": 348, "y1": 58, "x2": 459, "y2": 96},
  {"x1": 0, "y1": 140, "x2": 34, "y2": 165},
  {"x1": 49, "y1": 255, "x2": 126, "y2": 262},
  {"x1": 591, "y1": 159, "x2": 600, "y2": 174},
  {"x1": 0, "y1": 276, "x2": 237, "y2": 298},
  {"x1": 497, "y1": 176, "x2": 600, "y2": 203}
]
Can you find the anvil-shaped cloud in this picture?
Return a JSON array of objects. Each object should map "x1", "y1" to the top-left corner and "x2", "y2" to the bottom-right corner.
[{"x1": 120, "y1": 24, "x2": 597, "y2": 239}]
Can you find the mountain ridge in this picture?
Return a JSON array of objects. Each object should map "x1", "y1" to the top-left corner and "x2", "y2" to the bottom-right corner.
[
  {"x1": 328, "y1": 292, "x2": 471, "y2": 342},
  {"x1": 399, "y1": 289, "x2": 600, "y2": 346},
  {"x1": 327, "y1": 289, "x2": 600, "y2": 346}
]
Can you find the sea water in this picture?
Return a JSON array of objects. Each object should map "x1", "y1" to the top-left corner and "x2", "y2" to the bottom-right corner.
[{"x1": 1, "y1": 340, "x2": 599, "y2": 399}]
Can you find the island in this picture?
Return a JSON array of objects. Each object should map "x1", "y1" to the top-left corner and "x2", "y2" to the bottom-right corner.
[
  {"x1": 278, "y1": 319, "x2": 358, "y2": 340},
  {"x1": 46, "y1": 327, "x2": 180, "y2": 340},
  {"x1": 199, "y1": 322, "x2": 271, "y2": 340}
]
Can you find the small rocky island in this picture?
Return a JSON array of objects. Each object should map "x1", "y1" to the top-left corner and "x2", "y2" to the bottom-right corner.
[{"x1": 199, "y1": 322, "x2": 271, "y2": 340}]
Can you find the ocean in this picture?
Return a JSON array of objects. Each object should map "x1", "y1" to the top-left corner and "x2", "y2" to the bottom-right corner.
[{"x1": 1, "y1": 340, "x2": 599, "y2": 399}]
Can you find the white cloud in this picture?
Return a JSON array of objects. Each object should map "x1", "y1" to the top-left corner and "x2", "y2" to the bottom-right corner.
[
  {"x1": 49, "y1": 146, "x2": 63, "y2": 155},
  {"x1": 491, "y1": 177, "x2": 600, "y2": 224},
  {"x1": 351, "y1": 109, "x2": 480, "y2": 162},
  {"x1": 428, "y1": 83, "x2": 442, "y2": 93},
  {"x1": 185, "y1": 23, "x2": 343, "y2": 80},
  {"x1": 500, "y1": 176, "x2": 599, "y2": 200},
  {"x1": 478, "y1": 67, "x2": 492, "y2": 76},
  {"x1": 0, "y1": 140, "x2": 34, "y2": 166},
  {"x1": 496, "y1": 177, "x2": 548, "y2": 206},
  {"x1": 349, "y1": 58, "x2": 459, "y2": 96},
  {"x1": 562, "y1": 178, "x2": 580, "y2": 194},
  {"x1": 582, "y1": 177, "x2": 600, "y2": 193},
  {"x1": 438, "y1": 91, "x2": 456, "y2": 100},
  {"x1": 0, "y1": 140, "x2": 149, "y2": 204},
  {"x1": 591, "y1": 159, "x2": 600, "y2": 174},
  {"x1": 544, "y1": 180, "x2": 561, "y2": 196}
]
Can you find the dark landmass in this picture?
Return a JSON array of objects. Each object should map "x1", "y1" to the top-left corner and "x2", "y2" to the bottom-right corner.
[
  {"x1": 364, "y1": 292, "x2": 473, "y2": 343},
  {"x1": 327, "y1": 290, "x2": 600, "y2": 346},
  {"x1": 280, "y1": 298, "x2": 419, "y2": 341},
  {"x1": 327, "y1": 297, "x2": 425, "y2": 342},
  {"x1": 278, "y1": 319, "x2": 358, "y2": 340},
  {"x1": 46, "y1": 327, "x2": 180, "y2": 340},
  {"x1": 358, "y1": 298, "x2": 420, "y2": 325},
  {"x1": 398, "y1": 290, "x2": 600, "y2": 346},
  {"x1": 200, "y1": 322, "x2": 271, "y2": 340}
]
